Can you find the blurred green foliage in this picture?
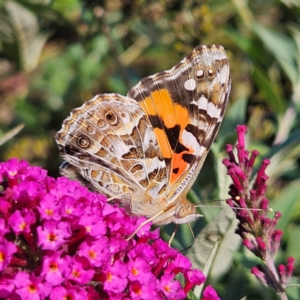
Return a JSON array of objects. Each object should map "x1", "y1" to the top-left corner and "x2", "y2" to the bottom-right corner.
[{"x1": 1, "y1": 0, "x2": 300, "y2": 299}]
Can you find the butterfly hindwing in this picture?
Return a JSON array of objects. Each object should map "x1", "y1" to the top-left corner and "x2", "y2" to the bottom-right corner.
[{"x1": 56, "y1": 94, "x2": 168, "y2": 200}]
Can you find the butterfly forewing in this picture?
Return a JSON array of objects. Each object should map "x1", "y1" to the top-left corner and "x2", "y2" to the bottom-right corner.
[{"x1": 128, "y1": 45, "x2": 231, "y2": 201}]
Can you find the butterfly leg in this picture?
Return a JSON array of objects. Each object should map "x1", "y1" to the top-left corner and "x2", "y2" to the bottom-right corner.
[
  {"x1": 168, "y1": 224, "x2": 179, "y2": 246},
  {"x1": 107, "y1": 192, "x2": 132, "y2": 202},
  {"x1": 180, "y1": 223, "x2": 196, "y2": 251},
  {"x1": 168, "y1": 223, "x2": 196, "y2": 250},
  {"x1": 126, "y1": 209, "x2": 166, "y2": 241}
]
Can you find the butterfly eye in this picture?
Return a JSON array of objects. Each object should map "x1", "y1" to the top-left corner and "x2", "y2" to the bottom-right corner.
[
  {"x1": 105, "y1": 110, "x2": 118, "y2": 125},
  {"x1": 176, "y1": 204, "x2": 194, "y2": 218},
  {"x1": 177, "y1": 206, "x2": 187, "y2": 218},
  {"x1": 77, "y1": 135, "x2": 90, "y2": 148}
]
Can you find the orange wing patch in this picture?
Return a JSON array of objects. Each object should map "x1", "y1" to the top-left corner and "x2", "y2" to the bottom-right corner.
[
  {"x1": 153, "y1": 127, "x2": 172, "y2": 159},
  {"x1": 171, "y1": 152, "x2": 190, "y2": 183},
  {"x1": 140, "y1": 89, "x2": 188, "y2": 129},
  {"x1": 140, "y1": 89, "x2": 195, "y2": 184}
]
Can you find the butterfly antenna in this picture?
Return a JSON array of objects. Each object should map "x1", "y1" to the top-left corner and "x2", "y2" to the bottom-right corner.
[{"x1": 195, "y1": 200, "x2": 273, "y2": 212}]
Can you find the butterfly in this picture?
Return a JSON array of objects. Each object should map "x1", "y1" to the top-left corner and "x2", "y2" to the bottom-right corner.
[{"x1": 55, "y1": 45, "x2": 231, "y2": 230}]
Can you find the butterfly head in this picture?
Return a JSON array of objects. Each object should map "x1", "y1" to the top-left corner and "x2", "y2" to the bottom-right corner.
[{"x1": 173, "y1": 200, "x2": 203, "y2": 224}]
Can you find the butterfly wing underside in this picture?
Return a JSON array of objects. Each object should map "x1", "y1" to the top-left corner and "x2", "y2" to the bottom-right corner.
[
  {"x1": 55, "y1": 94, "x2": 169, "y2": 206},
  {"x1": 128, "y1": 45, "x2": 231, "y2": 205},
  {"x1": 56, "y1": 45, "x2": 231, "y2": 225}
]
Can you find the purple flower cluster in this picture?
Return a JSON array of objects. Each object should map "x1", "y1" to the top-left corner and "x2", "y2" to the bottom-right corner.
[
  {"x1": 223, "y1": 125, "x2": 294, "y2": 298},
  {"x1": 0, "y1": 158, "x2": 217, "y2": 299}
]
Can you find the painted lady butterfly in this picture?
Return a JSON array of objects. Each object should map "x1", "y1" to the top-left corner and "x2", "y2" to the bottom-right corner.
[{"x1": 55, "y1": 45, "x2": 231, "y2": 228}]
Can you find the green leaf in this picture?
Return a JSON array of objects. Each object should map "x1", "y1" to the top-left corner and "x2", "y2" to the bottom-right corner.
[
  {"x1": 188, "y1": 290, "x2": 200, "y2": 300},
  {"x1": 216, "y1": 151, "x2": 233, "y2": 201},
  {"x1": 193, "y1": 239, "x2": 220, "y2": 298},
  {"x1": 286, "y1": 225, "x2": 300, "y2": 263},
  {"x1": 217, "y1": 97, "x2": 247, "y2": 145},
  {"x1": 272, "y1": 180, "x2": 300, "y2": 232},
  {"x1": 186, "y1": 208, "x2": 240, "y2": 283},
  {"x1": 263, "y1": 130, "x2": 300, "y2": 183},
  {"x1": 252, "y1": 65, "x2": 287, "y2": 113},
  {"x1": 225, "y1": 26, "x2": 264, "y2": 61},
  {"x1": 5, "y1": 0, "x2": 50, "y2": 71},
  {"x1": 252, "y1": 23, "x2": 299, "y2": 87},
  {"x1": 0, "y1": 124, "x2": 24, "y2": 146}
]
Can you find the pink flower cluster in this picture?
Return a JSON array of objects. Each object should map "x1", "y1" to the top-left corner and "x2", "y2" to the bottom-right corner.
[
  {"x1": 0, "y1": 158, "x2": 218, "y2": 299},
  {"x1": 223, "y1": 125, "x2": 294, "y2": 297}
]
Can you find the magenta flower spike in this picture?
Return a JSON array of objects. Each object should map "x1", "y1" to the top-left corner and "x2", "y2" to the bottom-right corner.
[{"x1": 223, "y1": 125, "x2": 295, "y2": 299}]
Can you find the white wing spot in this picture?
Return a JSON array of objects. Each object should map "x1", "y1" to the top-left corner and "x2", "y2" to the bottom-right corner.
[
  {"x1": 191, "y1": 95, "x2": 208, "y2": 110},
  {"x1": 208, "y1": 103, "x2": 221, "y2": 119},
  {"x1": 184, "y1": 78, "x2": 196, "y2": 91}
]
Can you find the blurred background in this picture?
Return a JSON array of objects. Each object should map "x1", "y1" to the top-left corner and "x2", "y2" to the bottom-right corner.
[{"x1": 0, "y1": 0, "x2": 300, "y2": 299}]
